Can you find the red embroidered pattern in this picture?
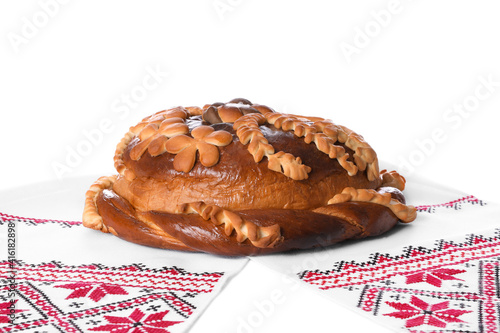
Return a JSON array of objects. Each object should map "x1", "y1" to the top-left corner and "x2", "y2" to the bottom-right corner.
[
  {"x1": 1, "y1": 261, "x2": 221, "y2": 294},
  {"x1": 415, "y1": 195, "x2": 485, "y2": 213},
  {"x1": 299, "y1": 196, "x2": 497, "y2": 332},
  {"x1": 0, "y1": 260, "x2": 224, "y2": 332},
  {"x1": 405, "y1": 268, "x2": 466, "y2": 287},
  {"x1": 0, "y1": 212, "x2": 81, "y2": 227},
  {"x1": 302, "y1": 237, "x2": 500, "y2": 332},
  {"x1": 301, "y1": 234, "x2": 500, "y2": 290},
  {"x1": 0, "y1": 301, "x2": 24, "y2": 325},
  {"x1": 55, "y1": 282, "x2": 129, "y2": 302},
  {"x1": 88, "y1": 308, "x2": 181, "y2": 333},
  {"x1": 385, "y1": 296, "x2": 471, "y2": 328},
  {"x1": 351, "y1": 259, "x2": 500, "y2": 332}
]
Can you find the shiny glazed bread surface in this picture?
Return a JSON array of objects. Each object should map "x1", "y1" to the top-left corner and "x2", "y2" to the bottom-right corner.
[{"x1": 83, "y1": 99, "x2": 417, "y2": 256}]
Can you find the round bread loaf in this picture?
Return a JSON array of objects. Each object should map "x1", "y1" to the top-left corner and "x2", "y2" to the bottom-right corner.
[{"x1": 83, "y1": 98, "x2": 416, "y2": 256}]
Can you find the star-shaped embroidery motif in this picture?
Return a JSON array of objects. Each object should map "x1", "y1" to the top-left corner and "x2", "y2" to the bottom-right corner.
[
  {"x1": 89, "y1": 308, "x2": 181, "y2": 333},
  {"x1": 405, "y1": 268, "x2": 466, "y2": 287},
  {"x1": 384, "y1": 295, "x2": 471, "y2": 328},
  {"x1": 55, "y1": 282, "x2": 128, "y2": 302}
]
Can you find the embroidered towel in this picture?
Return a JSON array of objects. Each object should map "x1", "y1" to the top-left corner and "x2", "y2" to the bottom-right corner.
[
  {"x1": 252, "y1": 175, "x2": 500, "y2": 332},
  {"x1": 0, "y1": 177, "x2": 247, "y2": 333}
]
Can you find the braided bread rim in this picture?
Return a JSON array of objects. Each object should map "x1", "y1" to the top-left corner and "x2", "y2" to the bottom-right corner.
[
  {"x1": 328, "y1": 187, "x2": 417, "y2": 223},
  {"x1": 176, "y1": 202, "x2": 283, "y2": 248},
  {"x1": 83, "y1": 175, "x2": 414, "y2": 252},
  {"x1": 83, "y1": 175, "x2": 284, "y2": 249},
  {"x1": 83, "y1": 175, "x2": 117, "y2": 233},
  {"x1": 83, "y1": 175, "x2": 191, "y2": 245},
  {"x1": 114, "y1": 131, "x2": 137, "y2": 181},
  {"x1": 265, "y1": 112, "x2": 379, "y2": 181}
]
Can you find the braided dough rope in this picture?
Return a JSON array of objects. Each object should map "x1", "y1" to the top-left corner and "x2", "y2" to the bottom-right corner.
[
  {"x1": 84, "y1": 178, "x2": 284, "y2": 251},
  {"x1": 233, "y1": 113, "x2": 312, "y2": 180},
  {"x1": 233, "y1": 113, "x2": 274, "y2": 162},
  {"x1": 83, "y1": 175, "x2": 117, "y2": 233},
  {"x1": 315, "y1": 121, "x2": 379, "y2": 181},
  {"x1": 176, "y1": 202, "x2": 283, "y2": 248},
  {"x1": 328, "y1": 187, "x2": 417, "y2": 222},
  {"x1": 266, "y1": 112, "x2": 379, "y2": 181},
  {"x1": 83, "y1": 175, "x2": 193, "y2": 249},
  {"x1": 114, "y1": 131, "x2": 136, "y2": 181},
  {"x1": 267, "y1": 152, "x2": 311, "y2": 181},
  {"x1": 267, "y1": 113, "x2": 358, "y2": 176}
]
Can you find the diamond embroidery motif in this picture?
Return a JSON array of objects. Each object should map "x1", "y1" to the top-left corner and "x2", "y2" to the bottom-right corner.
[
  {"x1": 89, "y1": 308, "x2": 182, "y2": 333},
  {"x1": 384, "y1": 296, "x2": 471, "y2": 328}
]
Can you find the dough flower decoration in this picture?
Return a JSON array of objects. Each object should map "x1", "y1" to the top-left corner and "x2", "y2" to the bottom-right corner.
[
  {"x1": 162, "y1": 125, "x2": 233, "y2": 172},
  {"x1": 129, "y1": 107, "x2": 189, "y2": 161}
]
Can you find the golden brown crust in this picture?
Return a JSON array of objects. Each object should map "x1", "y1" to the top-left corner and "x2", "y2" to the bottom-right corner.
[
  {"x1": 92, "y1": 185, "x2": 400, "y2": 256},
  {"x1": 114, "y1": 131, "x2": 136, "y2": 181},
  {"x1": 83, "y1": 98, "x2": 417, "y2": 256},
  {"x1": 83, "y1": 175, "x2": 117, "y2": 232},
  {"x1": 380, "y1": 169, "x2": 406, "y2": 191},
  {"x1": 267, "y1": 113, "x2": 379, "y2": 181},
  {"x1": 162, "y1": 126, "x2": 233, "y2": 172},
  {"x1": 328, "y1": 187, "x2": 417, "y2": 222},
  {"x1": 233, "y1": 113, "x2": 311, "y2": 180},
  {"x1": 95, "y1": 187, "x2": 195, "y2": 252},
  {"x1": 176, "y1": 202, "x2": 283, "y2": 248}
]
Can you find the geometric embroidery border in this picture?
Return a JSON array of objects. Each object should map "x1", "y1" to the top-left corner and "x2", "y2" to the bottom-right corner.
[
  {"x1": 2, "y1": 280, "x2": 195, "y2": 332},
  {"x1": 300, "y1": 230, "x2": 500, "y2": 290},
  {"x1": 0, "y1": 260, "x2": 226, "y2": 332},
  {"x1": 0, "y1": 212, "x2": 81, "y2": 228},
  {"x1": 355, "y1": 259, "x2": 500, "y2": 333},
  {"x1": 296, "y1": 196, "x2": 497, "y2": 333},
  {"x1": 1, "y1": 260, "x2": 224, "y2": 294},
  {"x1": 415, "y1": 195, "x2": 486, "y2": 214}
]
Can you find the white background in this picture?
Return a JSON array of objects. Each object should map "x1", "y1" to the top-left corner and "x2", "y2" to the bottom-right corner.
[{"x1": 1, "y1": 1, "x2": 499, "y2": 332}]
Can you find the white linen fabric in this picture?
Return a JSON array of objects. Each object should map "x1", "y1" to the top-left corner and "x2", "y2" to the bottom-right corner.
[
  {"x1": 0, "y1": 177, "x2": 248, "y2": 333},
  {"x1": 252, "y1": 174, "x2": 500, "y2": 332}
]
